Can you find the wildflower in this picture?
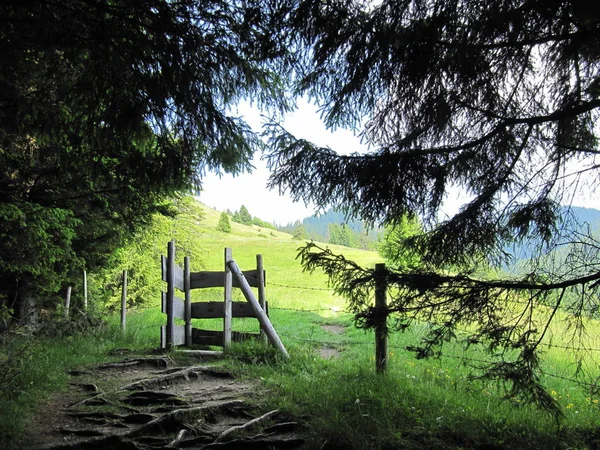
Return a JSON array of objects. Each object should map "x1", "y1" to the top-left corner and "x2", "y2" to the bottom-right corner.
[
  {"x1": 551, "y1": 390, "x2": 558, "y2": 397},
  {"x1": 567, "y1": 403, "x2": 574, "y2": 409}
]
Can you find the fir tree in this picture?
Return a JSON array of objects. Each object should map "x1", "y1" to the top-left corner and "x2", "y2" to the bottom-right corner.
[
  {"x1": 268, "y1": 0, "x2": 600, "y2": 414},
  {"x1": 217, "y1": 212, "x2": 232, "y2": 233}
]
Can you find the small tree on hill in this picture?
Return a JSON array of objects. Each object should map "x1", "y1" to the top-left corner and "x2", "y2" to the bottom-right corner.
[
  {"x1": 328, "y1": 223, "x2": 356, "y2": 248},
  {"x1": 217, "y1": 212, "x2": 232, "y2": 233},
  {"x1": 378, "y1": 215, "x2": 423, "y2": 269},
  {"x1": 292, "y1": 224, "x2": 308, "y2": 240}
]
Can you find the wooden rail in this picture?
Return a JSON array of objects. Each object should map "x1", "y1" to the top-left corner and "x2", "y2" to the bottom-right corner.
[{"x1": 160, "y1": 241, "x2": 288, "y2": 358}]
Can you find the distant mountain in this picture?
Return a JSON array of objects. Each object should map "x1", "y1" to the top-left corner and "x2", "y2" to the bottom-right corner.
[
  {"x1": 504, "y1": 205, "x2": 600, "y2": 270},
  {"x1": 278, "y1": 208, "x2": 381, "y2": 249},
  {"x1": 563, "y1": 206, "x2": 600, "y2": 228}
]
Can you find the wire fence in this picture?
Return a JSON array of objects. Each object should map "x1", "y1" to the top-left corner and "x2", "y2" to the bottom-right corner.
[
  {"x1": 124, "y1": 300, "x2": 599, "y2": 395},
  {"x1": 119, "y1": 259, "x2": 600, "y2": 398}
]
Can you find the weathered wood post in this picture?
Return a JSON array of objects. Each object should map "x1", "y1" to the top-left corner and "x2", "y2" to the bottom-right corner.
[
  {"x1": 121, "y1": 270, "x2": 128, "y2": 333},
  {"x1": 166, "y1": 240, "x2": 176, "y2": 349},
  {"x1": 223, "y1": 248, "x2": 233, "y2": 348},
  {"x1": 256, "y1": 254, "x2": 267, "y2": 342},
  {"x1": 64, "y1": 286, "x2": 72, "y2": 318},
  {"x1": 228, "y1": 260, "x2": 289, "y2": 358},
  {"x1": 375, "y1": 263, "x2": 388, "y2": 373},
  {"x1": 83, "y1": 270, "x2": 88, "y2": 310},
  {"x1": 184, "y1": 256, "x2": 192, "y2": 346}
]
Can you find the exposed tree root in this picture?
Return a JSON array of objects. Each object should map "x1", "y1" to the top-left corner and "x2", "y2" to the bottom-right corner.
[
  {"x1": 125, "y1": 400, "x2": 247, "y2": 437},
  {"x1": 29, "y1": 358, "x2": 307, "y2": 450},
  {"x1": 215, "y1": 409, "x2": 280, "y2": 442},
  {"x1": 120, "y1": 365, "x2": 233, "y2": 391},
  {"x1": 95, "y1": 357, "x2": 170, "y2": 370}
]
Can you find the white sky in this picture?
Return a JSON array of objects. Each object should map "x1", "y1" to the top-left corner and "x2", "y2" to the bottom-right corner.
[
  {"x1": 198, "y1": 98, "x2": 366, "y2": 225},
  {"x1": 199, "y1": 99, "x2": 600, "y2": 226}
]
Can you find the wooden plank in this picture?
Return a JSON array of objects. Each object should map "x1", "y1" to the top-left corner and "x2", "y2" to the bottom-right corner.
[
  {"x1": 176, "y1": 350, "x2": 223, "y2": 357},
  {"x1": 190, "y1": 271, "x2": 225, "y2": 288},
  {"x1": 190, "y1": 269, "x2": 265, "y2": 289},
  {"x1": 257, "y1": 254, "x2": 267, "y2": 342},
  {"x1": 161, "y1": 292, "x2": 186, "y2": 320},
  {"x1": 223, "y1": 248, "x2": 232, "y2": 348},
  {"x1": 191, "y1": 329, "x2": 223, "y2": 347},
  {"x1": 184, "y1": 256, "x2": 191, "y2": 346},
  {"x1": 162, "y1": 253, "x2": 184, "y2": 291},
  {"x1": 190, "y1": 328, "x2": 260, "y2": 347},
  {"x1": 190, "y1": 301, "x2": 258, "y2": 319},
  {"x1": 161, "y1": 325, "x2": 185, "y2": 348},
  {"x1": 228, "y1": 260, "x2": 289, "y2": 358},
  {"x1": 239, "y1": 270, "x2": 263, "y2": 288},
  {"x1": 166, "y1": 241, "x2": 175, "y2": 348},
  {"x1": 172, "y1": 264, "x2": 184, "y2": 292}
]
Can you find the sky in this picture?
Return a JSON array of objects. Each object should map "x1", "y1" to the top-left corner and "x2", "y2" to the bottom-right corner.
[
  {"x1": 198, "y1": 99, "x2": 600, "y2": 226},
  {"x1": 198, "y1": 98, "x2": 367, "y2": 225}
]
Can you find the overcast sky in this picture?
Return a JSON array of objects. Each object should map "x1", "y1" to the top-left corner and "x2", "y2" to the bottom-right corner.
[
  {"x1": 198, "y1": 98, "x2": 366, "y2": 225},
  {"x1": 198, "y1": 99, "x2": 600, "y2": 226}
]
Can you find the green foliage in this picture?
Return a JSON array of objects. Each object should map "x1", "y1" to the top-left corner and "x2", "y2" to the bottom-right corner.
[
  {"x1": 0, "y1": 203, "x2": 81, "y2": 297},
  {"x1": 328, "y1": 223, "x2": 357, "y2": 248},
  {"x1": 1, "y1": 0, "x2": 292, "y2": 320},
  {"x1": 251, "y1": 217, "x2": 276, "y2": 230},
  {"x1": 278, "y1": 208, "x2": 381, "y2": 249},
  {"x1": 378, "y1": 215, "x2": 423, "y2": 269},
  {"x1": 292, "y1": 224, "x2": 308, "y2": 240},
  {"x1": 90, "y1": 196, "x2": 206, "y2": 310},
  {"x1": 217, "y1": 212, "x2": 232, "y2": 233},
  {"x1": 232, "y1": 205, "x2": 253, "y2": 225}
]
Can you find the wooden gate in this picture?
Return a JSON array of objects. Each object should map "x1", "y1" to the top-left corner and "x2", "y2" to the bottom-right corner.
[{"x1": 160, "y1": 241, "x2": 288, "y2": 357}]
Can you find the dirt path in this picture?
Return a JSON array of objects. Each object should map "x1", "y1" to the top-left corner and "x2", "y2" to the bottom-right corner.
[{"x1": 20, "y1": 355, "x2": 307, "y2": 450}]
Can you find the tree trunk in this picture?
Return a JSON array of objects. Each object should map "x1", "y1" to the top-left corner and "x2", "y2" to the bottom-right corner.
[{"x1": 14, "y1": 289, "x2": 39, "y2": 331}]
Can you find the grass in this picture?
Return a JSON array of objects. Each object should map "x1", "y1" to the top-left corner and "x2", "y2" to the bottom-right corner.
[{"x1": 1, "y1": 201, "x2": 599, "y2": 449}]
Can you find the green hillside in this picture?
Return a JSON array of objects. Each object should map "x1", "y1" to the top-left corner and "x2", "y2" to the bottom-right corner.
[
  {"x1": 2, "y1": 196, "x2": 599, "y2": 450},
  {"x1": 90, "y1": 196, "x2": 383, "y2": 313}
]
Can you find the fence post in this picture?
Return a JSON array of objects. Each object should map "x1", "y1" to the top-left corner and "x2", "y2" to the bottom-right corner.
[
  {"x1": 64, "y1": 286, "x2": 72, "y2": 318},
  {"x1": 83, "y1": 270, "x2": 88, "y2": 310},
  {"x1": 375, "y1": 263, "x2": 388, "y2": 373},
  {"x1": 223, "y1": 248, "x2": 233, "y2": 348},
  {"x1": 256, "y1": 254, "x2": 268, "y2": 343},
  {"x1": 184, "y1": 256, "x2": 192, "y2": 346},
  {"x1": 121, "y1": 270, "x2": 127, "y2": 333},
  {"x1": 166, "y1": 240, "x2": 175, "y2": 349}
]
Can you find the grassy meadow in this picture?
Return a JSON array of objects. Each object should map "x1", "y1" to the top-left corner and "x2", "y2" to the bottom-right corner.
[{"x1": 1, "y1": 200, "x2": 599, "y2": 449}]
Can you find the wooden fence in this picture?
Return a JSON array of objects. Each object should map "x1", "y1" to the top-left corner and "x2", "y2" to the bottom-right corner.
[{"x1": 160, "y1": 241, "x2": 288, "y2": 358}]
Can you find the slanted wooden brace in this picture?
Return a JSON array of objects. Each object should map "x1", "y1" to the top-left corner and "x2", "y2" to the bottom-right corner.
[{"x1": 160, "y1": 241, "x2": 288, "y2": 358}]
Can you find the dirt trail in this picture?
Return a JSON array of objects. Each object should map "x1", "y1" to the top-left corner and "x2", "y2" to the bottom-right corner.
[{"x1": 20, "y1": 355, "x2": 307, "y2": 450}]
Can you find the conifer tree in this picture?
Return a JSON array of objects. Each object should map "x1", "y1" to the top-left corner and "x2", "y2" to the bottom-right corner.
[
  {"x1": 268, "y1": 0, "x2": 600, "y2": 414},
  {"x1": 0, "y1": 0, "x2": 291, "y2": 323},
  {"x1": 217, "y1": 212, "x2": 232, "y2": 233}
]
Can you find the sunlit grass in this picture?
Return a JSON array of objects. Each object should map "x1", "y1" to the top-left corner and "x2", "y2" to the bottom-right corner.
[{"x1": 2, "y1": 202, "x2": 599, "y2": 449}]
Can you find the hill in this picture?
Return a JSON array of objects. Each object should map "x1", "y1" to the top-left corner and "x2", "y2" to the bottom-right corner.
[
  {"x1": 278, "y1": 207, "x2": 382, "y2": 249},
  {"x1": 90, "y1": 196, "x2": 383, "y2": 311},
  {"x1": 503, "y1": 205, "x2": 600, "y2": 268}
]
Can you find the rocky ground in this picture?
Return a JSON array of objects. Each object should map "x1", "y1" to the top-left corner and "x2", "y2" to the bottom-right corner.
[{"x1": 19, "y1": 354, "x2": 308, "y2": 450}]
